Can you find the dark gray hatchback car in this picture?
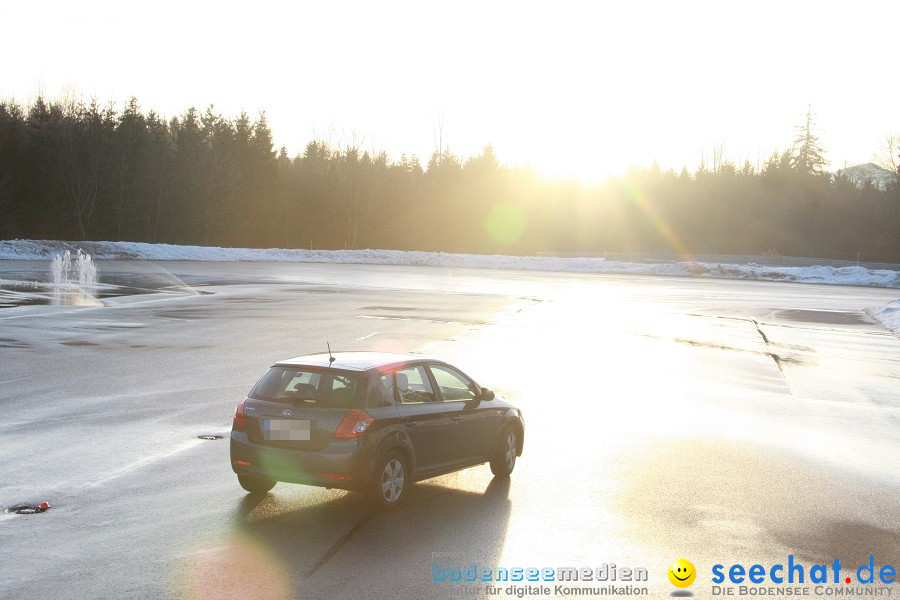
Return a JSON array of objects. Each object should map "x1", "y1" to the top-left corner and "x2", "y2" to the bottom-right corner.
[{"x1": 230, "y1": 352, "x2": 524, "y2": 507}]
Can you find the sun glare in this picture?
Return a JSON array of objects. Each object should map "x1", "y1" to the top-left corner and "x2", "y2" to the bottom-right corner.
[{"x1": 2, "y1": 1, "x2": 897, "y2": 181}]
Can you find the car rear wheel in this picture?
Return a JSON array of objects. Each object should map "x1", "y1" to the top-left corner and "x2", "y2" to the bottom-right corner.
[
  {"x1": 369, "y1": 451, "x2": 407, "y2": 509},
  {"x1": 490, "y1": 427, "x2": 517, "y2": 477},
  {"x1": 237, "y1": 474, "x2": 276, "y2": 495}
]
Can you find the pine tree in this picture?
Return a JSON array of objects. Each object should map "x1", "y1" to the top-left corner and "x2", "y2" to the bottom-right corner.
[
  {"x1": 790, "y1": 105, "x2": 827, "y2": 175},
  {"x1": 114, "y1": 97, "x2": 148, "y2": 240}
]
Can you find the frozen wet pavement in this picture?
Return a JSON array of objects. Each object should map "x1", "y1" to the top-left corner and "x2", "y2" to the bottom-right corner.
[{"x1": 0, "y1": 261, "x2": 898, "y2": 599}]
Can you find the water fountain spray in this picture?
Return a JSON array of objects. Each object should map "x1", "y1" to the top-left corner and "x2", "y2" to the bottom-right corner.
[{"x1": 51, "y1": 249, "x2": 99, "y2": 305}]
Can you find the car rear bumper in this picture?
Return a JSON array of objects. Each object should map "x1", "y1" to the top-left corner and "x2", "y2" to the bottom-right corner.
[{"x1": 230, "y1": 431, "x2": 371, "y2": 491}]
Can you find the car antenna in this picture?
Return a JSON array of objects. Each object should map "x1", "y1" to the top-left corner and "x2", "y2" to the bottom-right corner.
[{"x1": 327, "y1": 342, "x2": 336, "y2": 367}]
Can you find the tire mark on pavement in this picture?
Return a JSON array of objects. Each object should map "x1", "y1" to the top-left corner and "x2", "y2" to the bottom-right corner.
[
  {"x1": 302, "y1": 512, "x2": 376, "y2": 579},
  {"x1": 752, "y1": 319, "x2": 794, "y2": 394}
]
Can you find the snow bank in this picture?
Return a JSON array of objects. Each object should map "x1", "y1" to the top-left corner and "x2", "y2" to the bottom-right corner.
[
  {"x1": 869, "y1": 300, "x2": 900, "y2": 335},
  {"x1": 1, "y1": 239, "x2": 898, "y2": 288}
]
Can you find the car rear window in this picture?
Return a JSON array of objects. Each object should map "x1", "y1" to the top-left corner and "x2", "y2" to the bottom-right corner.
[{"x1": 250, "y1": 367, "x2": 361, "y2": 407}]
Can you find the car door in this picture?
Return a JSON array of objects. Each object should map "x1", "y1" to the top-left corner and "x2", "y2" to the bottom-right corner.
[
  {"x1": 390, "y1": 364, "x2": 454, "y2": 474},
  {"x1": 428, "y1": 363, "x2": 500, "y2": 463}
]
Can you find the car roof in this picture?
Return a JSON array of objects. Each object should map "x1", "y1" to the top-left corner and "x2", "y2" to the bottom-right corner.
[{"x1": 273, "y1": 351, "x2": 433, "y2": 372}]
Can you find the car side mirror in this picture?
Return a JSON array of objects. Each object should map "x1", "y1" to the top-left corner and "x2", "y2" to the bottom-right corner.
[{"x1": 480, "y1": 387, "x2": 495, "y2": 401}]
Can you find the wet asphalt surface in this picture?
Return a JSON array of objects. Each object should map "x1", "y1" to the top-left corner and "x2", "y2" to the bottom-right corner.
[{"x1": 0, "y1": 261, "x2": 898, "y2": 599}]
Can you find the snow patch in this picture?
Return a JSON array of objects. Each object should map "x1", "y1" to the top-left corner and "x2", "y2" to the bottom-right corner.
[
  {"x1": 835, "y1": 163, "x2": 896, "y2": 191},
  {"x1": 868, "y1": 300, "x2": 900, "y2": 336},
  {"x1": 0, "y1": 239, "x2": 898, "y2": 288}
]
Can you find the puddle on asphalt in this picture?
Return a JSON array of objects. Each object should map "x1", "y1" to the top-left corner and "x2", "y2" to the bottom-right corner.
[
  {"x1": 776, "y1": 309, "x2": 873, "y2": 325},
  {"x1": 0, "y1": 269, "x2": 207, "y2": 309},
  {"x1": 616, "y1": 439, "x2": 900, "y2": 563},
  {"x1": 357, "y1": 314, "x2": 487, "y2": 325}
]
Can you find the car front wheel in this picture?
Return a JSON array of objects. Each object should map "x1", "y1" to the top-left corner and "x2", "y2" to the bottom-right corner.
[
  {"x1": 237, "y1": 474, "x2": 276, "y2": 495},
  {"x1": 369, "y1": 451, "x2": 407, "y2": 509},
  {"x1": 490, "y1": 427, "x2": 517, "y2": 477}
]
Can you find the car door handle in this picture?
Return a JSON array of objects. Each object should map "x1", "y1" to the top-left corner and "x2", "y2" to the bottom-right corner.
[
  {"x1": 404, "y1": 421, "x2": 417, "y2": 428},
  {"x1": 450, "y1": 416, "x2": 462, "y2": 423}
]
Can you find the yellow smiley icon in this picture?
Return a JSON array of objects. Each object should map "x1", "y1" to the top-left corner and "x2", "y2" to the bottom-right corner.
[{"x1": 668, "y1": 558, "x2": 696, "y2": 588}]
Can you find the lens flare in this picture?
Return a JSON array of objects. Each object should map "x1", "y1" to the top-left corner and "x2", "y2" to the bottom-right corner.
[
  {"x1": 484, "y1": 203, "x2": 526, "y2": 244},
  {"x1": 258, "y1": 453, "x2": 296, "y2": 477},
  {"x1": 624, "y1": 184, "x2": 692, "y2": 258},
  {"x1": 178, "y1": 535, "x2": 291, "y2": 600}
]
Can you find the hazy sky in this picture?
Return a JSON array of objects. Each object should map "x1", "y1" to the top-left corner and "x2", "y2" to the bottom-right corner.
[{"x1": 3, "y1": 0, "x2": 898, "y2": 181}]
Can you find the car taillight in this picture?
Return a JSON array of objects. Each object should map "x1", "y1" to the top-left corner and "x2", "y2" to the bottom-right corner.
[
  {"x1": 233, "y1": 398, "x2": 247, "y2": 429},
  {"x1": 334, "y1": 409, "x2": 374, "y2": 438}
]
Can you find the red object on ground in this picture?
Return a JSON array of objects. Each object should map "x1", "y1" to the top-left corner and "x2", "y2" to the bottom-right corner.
[{"x1": 39, "y1": 501, "x2": 50, "y2": 511}]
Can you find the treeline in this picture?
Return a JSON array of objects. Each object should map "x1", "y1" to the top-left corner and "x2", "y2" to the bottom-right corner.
[{"x1": 1, "y1": 97, "x2": 898, "y2": 261}]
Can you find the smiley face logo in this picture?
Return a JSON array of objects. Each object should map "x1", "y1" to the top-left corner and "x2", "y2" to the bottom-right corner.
[{"x1": 668, "y1": 558, "x2": 696, "y2": 588}]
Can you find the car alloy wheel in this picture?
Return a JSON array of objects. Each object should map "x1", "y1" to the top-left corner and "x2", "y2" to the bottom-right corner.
[
  {"x1": 504, "y1": 431, "x2": 516, "y2": 470},
  {"x1": 490, "y1": 428, "x2": 517, "y2": 477},
  {"x1": 381, "y1": 456, "x2": 406, "y2": 504}
]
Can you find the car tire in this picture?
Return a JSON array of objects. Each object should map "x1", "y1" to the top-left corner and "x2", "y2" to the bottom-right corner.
[
  {"x1": 369, "y1": 451, "x2": 408, "y2": 509},
  {"x1": 237, "y1": 474, "x2": 276, "y2": 495},
  {"x1": 489, "y1": 427, "x2": 517, "y2": 478}
]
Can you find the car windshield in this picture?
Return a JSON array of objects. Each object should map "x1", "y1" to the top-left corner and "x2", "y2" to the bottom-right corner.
[{"x1": 250, "y1": 367, "x2": 360, "y2": 407}]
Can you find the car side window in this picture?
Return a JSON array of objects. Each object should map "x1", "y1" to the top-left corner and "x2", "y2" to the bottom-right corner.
[
  {"x1": 365, "y1": 373, "x2": 396, "y2": 408},
  {"x1": 395, "y1": 365, "x2": 435, "y2": 404},
  {"x1": 429, "y1": 365, "x2": 478, "y2": 402}
]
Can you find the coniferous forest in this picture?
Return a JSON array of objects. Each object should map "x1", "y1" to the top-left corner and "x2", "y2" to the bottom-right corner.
[{"x1": 1, "y1": 96, "x2": 898, "y2": 261}]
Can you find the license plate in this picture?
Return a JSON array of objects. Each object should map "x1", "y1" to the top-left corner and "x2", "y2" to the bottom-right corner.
[{"x1": 263, "y1": 419, "x2": 311, "y2": 441}]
